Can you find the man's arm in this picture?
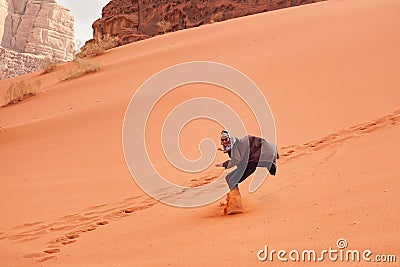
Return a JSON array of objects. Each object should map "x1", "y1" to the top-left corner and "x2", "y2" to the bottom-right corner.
[
  {"x1": 222, "y1": 160, "x2": 229, "y2": 168},
  {"x1": 215, "y1": 160, "x2": 230, "y2": 168}
]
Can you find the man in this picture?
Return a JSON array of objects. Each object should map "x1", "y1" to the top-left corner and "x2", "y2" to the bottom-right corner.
[{"x1": 215, "y1": 130, "x2": 279, "y2": 215}]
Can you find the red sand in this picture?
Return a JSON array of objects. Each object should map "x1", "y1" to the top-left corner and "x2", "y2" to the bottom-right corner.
[{"x1": 0, "y1": 0, "x2": 399, "y2": 266}]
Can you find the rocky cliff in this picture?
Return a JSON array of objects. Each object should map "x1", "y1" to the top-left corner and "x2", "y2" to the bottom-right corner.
[
  {"x1": 0, "y1": 0, "x2": 6, "y2": 42},
  {"x1": 0, "y1": 0, "x2": 74, "y2": 79},
  {"x1": 90, "y1": 0, "x2": 322, "y2": 46}
]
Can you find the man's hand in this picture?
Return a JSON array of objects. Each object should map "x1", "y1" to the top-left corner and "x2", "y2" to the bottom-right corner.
[
  {"x1": 215, "y1": 163, "x2": 223, "y2": 167},
  {"x1": 217, "y1": 147, "x2": 224, "y2": 151}
]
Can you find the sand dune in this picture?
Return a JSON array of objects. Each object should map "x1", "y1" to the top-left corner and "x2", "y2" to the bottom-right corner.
[{"x1": 0, "y1": 0, "x2": 399, "y2": 266}]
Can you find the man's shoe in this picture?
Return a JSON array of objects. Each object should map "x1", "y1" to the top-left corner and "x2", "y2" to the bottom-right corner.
[{"x1": 223, "y1": 186, "x2": 243, "y2": 215}]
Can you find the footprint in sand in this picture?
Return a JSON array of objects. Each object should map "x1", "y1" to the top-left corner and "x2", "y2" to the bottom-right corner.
[
  {"x1": 62, "y1": 239, "x2": 77, "y2": 245},
  {"x1": 44, "y1": 248, "x2": 60, "y2": 254},
  {"x1": 12, "y1": 221, "x2": 43, "y2": 230},
  {"x1": 24, "y1": 252, "x2": 46, "y2": 258},
  {"x1": 36, "y1": 256, "x2": 57, "y2": 263}
]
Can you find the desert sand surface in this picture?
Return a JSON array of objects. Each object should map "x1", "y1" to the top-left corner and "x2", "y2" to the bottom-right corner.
[{"x1": 0, "y1": 0, "x2": 399, "y2": 266}]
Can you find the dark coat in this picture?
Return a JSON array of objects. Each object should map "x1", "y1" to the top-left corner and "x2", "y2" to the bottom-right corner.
[{"x1": 222, "y1": 135, "x2": 279, "y2": 172}]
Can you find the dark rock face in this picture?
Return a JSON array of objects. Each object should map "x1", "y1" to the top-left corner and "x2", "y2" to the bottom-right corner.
[{"x1": 89, "y1": 0, "x2": 322, "y2": 46}]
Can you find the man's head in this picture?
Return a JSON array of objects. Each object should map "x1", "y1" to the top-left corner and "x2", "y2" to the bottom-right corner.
[{"x1": 220, "y1": 130, "x2": 231, "y2": 146}]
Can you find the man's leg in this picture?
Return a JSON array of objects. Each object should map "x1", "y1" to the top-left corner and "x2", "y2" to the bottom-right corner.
[
  {"x1": 224, "y1": 162, "x2": 258, "y2": 215},
  {"x1": 224, "y1": 185, "x2": 242, "y2": 215},
  {"x1": 225, "y1": 162, "x2": 258, "y2": 190},
  {"x1": 238, "y1": 162, "x2": 258, "y2": 183}
]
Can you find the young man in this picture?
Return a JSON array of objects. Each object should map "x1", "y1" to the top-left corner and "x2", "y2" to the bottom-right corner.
[{"x1": 215, "y1": 130, "x2": 279, "y2": 215}]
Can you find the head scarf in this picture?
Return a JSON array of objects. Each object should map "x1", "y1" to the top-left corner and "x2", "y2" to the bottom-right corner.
[{"x1": 220, "y1": 130, "x2": 236, "y2": 152}]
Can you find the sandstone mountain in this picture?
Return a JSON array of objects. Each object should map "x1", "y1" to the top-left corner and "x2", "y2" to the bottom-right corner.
[
  {"x1": 0, "y1": 0, "x2": 74, "y2": 79},
  {"x1": 89, "y1": 0, "x2": 322, "y2": 47}
]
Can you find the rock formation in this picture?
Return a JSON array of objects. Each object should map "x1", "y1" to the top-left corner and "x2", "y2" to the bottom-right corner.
[
  {"x1": 0, "y1": 0, "x2": 74, "y2": 79},
  {"x1": 0, "y1": 47, "x2": 42, "y2": 79},
  {"x1": 89, "y1": 0, "x2": 322, "y2": 47},
  {"x1": 0, "y1": 0, "x2": 7, "y2": 42}
]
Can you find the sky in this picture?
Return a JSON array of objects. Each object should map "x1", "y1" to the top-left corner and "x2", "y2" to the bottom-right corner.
[{"x1": 57, "y1": 0, "x2": 110, "y2": 49}]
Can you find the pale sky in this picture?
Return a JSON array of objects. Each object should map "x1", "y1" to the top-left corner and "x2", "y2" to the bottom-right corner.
[{"x1": 57, "y1": 0, "x2": 110, "y2": 49}]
